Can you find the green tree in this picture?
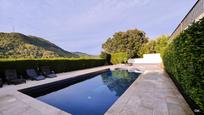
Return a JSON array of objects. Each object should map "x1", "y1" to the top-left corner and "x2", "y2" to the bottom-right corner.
[
  {"x1": 138, "y1": 40, "x2": 156, "y2": 57},
  {"x1": 99, "y1": 51, "x2": 111, "y2": 64},
  {"x1": 102, "y1": 29, "x2": 148, "y2": 58},
  {"x1": 138, "y1": 35, "x2": 169, "y2": 57},
  {"x1": 155, "y1": 35, "x2": 169, "y2": 54}
]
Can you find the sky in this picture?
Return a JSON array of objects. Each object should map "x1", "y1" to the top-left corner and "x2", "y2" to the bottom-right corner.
[{"x1": 0, "y1": 0, "x2": 197, "y2": 55}]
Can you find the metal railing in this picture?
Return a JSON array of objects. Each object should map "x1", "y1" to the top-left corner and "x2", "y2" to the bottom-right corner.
[{"x1": 170, "y1": 0, "x2": 204, "y2": 39}]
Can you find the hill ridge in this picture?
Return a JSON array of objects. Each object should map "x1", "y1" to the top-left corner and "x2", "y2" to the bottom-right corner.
[{"x1": 0, "y1": 32, "x2": 79, "y2": 58}]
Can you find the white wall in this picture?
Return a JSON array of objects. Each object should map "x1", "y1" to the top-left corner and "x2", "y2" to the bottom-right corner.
[{"x1": 128, "y1": 53, "x2": 162, "y2": 64}]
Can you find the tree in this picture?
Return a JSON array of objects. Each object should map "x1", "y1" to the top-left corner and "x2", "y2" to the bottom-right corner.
[
  {"x1": 102, "y1": 29, "x2": 148, "y2": 58},
  {"x1": 155, "y1": 35, "x2": 169, "y2": 54},
  {"x1": 99, "y1": 51, "x2": 111, "y2": 64},
  {"x1": 138, "y1": 35, "x2": 169, "y2": 57},
  {"x1": 138, "y1": 40, "x2": 156, "y2": 57}
]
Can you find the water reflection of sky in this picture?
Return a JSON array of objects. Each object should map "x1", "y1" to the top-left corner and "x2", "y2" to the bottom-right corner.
[{"x1": 37, "y1": 70, "x2": 139, "y2": 115}]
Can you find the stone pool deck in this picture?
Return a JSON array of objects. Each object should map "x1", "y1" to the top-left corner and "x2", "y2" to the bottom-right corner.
[
  {"x1": 0, "y1": 66, "x2": 111, "y2": 115},
  {"x1": 0, "y1": 64, "x2": 194, "y2": 115},
  {"x1": 106, "y1": 65, "x2": 194, "y2": 115}
]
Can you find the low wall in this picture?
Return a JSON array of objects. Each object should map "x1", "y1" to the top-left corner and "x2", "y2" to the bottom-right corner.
[{"x1": 128, "y1": 53, "x2": 162, "y2": 64}]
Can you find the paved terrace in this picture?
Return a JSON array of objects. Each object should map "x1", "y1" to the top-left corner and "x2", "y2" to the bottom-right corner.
[
  {"x1": 0, "y1": 64, "x2": 194, "y2": 115},
  {"x1": 106, "y1": 64, "x2": 194, "y2": 115}
]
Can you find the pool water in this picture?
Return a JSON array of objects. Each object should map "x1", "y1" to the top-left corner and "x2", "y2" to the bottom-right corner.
[{"x1": 37, "y1": 70, "x2": 139, "y2": 115}]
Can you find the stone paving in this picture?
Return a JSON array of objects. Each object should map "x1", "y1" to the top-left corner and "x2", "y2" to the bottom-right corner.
[
  {"x1": 106, "y1": 65, "x2": 194, "y2": 115},
  {"x1": 0, "y1": 66, "x2": 111, "y2": 115},
  {"x1": 0, "y1": 64, "x2": 194, "y2": 115}
]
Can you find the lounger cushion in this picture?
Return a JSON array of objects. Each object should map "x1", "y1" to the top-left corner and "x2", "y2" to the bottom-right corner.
[
  {"x1": 35, "y1": 75, "x2": 45, "y2": 80},
  {"x1": 41, "y1": 66, "x2": 57, "y2": 78},
  {"x1": 46, "y1": 74, "x2": 57, "y2": 78},
  {"x1": 26, "y1": 69, "x2": 45, "y2": 80}
]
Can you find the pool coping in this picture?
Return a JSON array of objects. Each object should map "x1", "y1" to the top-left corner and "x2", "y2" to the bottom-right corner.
[
  {"x1": 19, "y1": 68, "x2": 110, "y2": 97},
  {"x1": 0, "y1": 65, "x2": 113, "y2": 115},
  {"x1": 105, "y1": 68, "x2": 194, "y2": 115},
  {"x1": 105, "y1": 69, "x2": 143, "y2": 114},
  {"x1": 0, "y1": 64, "x2": 194, "y2": 115}
]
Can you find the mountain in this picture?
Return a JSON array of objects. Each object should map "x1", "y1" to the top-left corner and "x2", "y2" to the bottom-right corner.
[
  {"x1": 72, "y1": 52, "x2": 98, "y2": 58},
  {"x1": 0, "y1": 32, "x2": 79, "y2": 58}
]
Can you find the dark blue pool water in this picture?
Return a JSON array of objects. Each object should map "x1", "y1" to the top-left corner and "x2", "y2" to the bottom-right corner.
[{"x1": 37, "y1": 70, "x2": 139, "y2": 115}]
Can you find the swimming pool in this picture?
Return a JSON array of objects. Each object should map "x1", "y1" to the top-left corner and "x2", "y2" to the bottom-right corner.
[{"x1": 22, "y1": 70, "x2": 140, "y2": 115}]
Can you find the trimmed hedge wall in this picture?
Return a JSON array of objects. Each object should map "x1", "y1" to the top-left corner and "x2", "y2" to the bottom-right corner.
[
  {"x1": 162, "y1": 18, "x2": 204, "y2": 111},
  {"x1": 111, "y1": 52, "x2": 129, "y2": 64},
  {"x1": 0, "y1": 58, "x2": 105, "y2": 78}
]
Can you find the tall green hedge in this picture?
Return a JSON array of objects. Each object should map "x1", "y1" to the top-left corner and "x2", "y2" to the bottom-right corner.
[
  {"x1": 162, "y1": 18, "x2": 204, "y2": 111},
  {"x1": 0, "y1": 58, "x2": 105, "y2": 77},
  {"x1": 111, "y1": 52, "x2": 129, "y2": 64}
]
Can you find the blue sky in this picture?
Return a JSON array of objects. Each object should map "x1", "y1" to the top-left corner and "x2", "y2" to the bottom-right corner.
[{"x1": 0, "y1": 0, "x2": 196, "y2": 55}]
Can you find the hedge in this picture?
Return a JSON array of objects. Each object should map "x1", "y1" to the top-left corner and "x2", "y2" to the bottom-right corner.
[
  {"x1": 110, "y1": 52, "x2": 129, "y2": 64},
  {"x1": 0, "y1": 58, "x2": 105, "y2": 79},
  {"x1": 162, "y1": 17, "x2": 204, "y2": 111}
]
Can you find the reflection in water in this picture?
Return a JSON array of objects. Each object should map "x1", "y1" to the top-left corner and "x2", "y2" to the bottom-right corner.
[
  {"x1": 101, "y1": 70, "x2": 139, "y2": 96},
  {"x1": 37, "y1": 70, "x2": 140, "y2": 115}
]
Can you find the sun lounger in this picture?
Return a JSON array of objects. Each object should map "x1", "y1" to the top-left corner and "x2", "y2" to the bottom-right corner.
[
  {"x1": 41, "y1": 66, "x2": 57, "y2": 78},
  {"x1": 5, "y1": 69, "x2": 26, "y2": 85},
  {"x1": 26, "y1": 69, "x2": 45, "y2": 81}
]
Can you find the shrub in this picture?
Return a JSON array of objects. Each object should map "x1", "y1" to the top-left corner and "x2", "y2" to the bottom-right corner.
[
  {"x1": 111, "y1": 52, "x2": 128, "y2": 64},
  {"x1": 0, "y1": 58, "x2": 105, "y2": 78},
  {"x1": 162, "y1": 17, "x2": 204, "y2": 111}
]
